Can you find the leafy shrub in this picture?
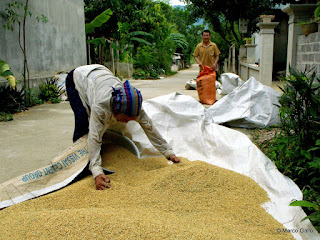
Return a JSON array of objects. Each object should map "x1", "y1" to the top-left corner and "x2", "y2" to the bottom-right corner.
[
  {"x1": 25, "y1": 88, "x2": 44, "y2": 107},
  {"x1": 0, "y1": 77, "x2": 64, "y2": 121},
  {"x1": 278, "y1": 67, "x2": 320, "y2": 147},
  {"x1": 133, "y1": 46, "x2": 159, "y2": 79},
  {"x1": 264, "y1": 67, "x2": 320, "y2": 231},
  {"x1": 39, "y1": 78, "x2": 63, "y2": 103},
  {"x1": 0, "y1": 112, "x2": 13, "y2": 122},
  {"x1": 132, "y1": 68, "x2": 146, "y2": 79},
  {"x1": 0, "y1": 84, "x2": 46, "y2": 121},
  {"x1": 0, "y1": 85, "x2": 26, "y2": 114},
  {"x1": 157, "y1": 38, "x2": 176, "y2": 75},
  {"x1": 290, "y1": 200, "x2": 320, "y2": 231}
]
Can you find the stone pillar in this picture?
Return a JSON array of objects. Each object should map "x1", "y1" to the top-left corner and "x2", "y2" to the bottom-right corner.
[
  {"x1": 239, "y1": 45, "x2": 246, "y2": 61},
  {"x1": 245, "y1": 44, "x2": 257, "y2": 64},
  {"x1": 257, "y1": 21, "x2": 279, "y2": 86},
  {"x1": 282, "y1": 4, "x2": 317, "y2": 75}
]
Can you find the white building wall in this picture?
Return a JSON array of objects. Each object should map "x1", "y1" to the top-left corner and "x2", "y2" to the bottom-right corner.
[{"x1": 0, "y1": 0, "x2": 87, "y2": 87}]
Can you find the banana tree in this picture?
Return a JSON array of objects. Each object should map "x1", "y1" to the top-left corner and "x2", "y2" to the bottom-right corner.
[
  {"x1": 121, "y1": 30, "x2": 154, "y2": 60},
  {"x1": 87, "y1": 37, "x2": 108, "y2": 65},
  {"x1": 167, "y1": 33, "x2": 189, "y2": 50},
  {"x1": 117, "y1": 21, "x2": 155, "y2": 75},
  {"x1": 85, "y1": 8, "x2": 113, "y2": 65},
  {"x1": 0, "y1": 59, "x2": 16, "y2": 89},
  {"x1": 122, "y1": 30, "x2": 154, "y2": 77}
]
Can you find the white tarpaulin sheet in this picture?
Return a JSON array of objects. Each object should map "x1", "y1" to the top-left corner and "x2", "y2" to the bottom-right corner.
[
  {"x1": 121, "y1": 92, "x2": 318, "y2": 240},
  {"x1": 219, "y1": 72, "x2": 244, "y2": 95},
  {"x1": 207, "y1": 77, "x2": 281, "y2": 128},
  {"x1": 0, "y1": 92, "x2": 318, "y2": 239}
]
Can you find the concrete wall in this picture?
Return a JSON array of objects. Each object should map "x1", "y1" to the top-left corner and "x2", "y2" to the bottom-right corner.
[
  {"x1": 106, "y1": 62, "x2": 133, "y2": 79},
  {"x1": 239, "y1": 62, "x2": 260, "y2": 81},
  {"x1": 296, "y1": 31, "x2": 320, "y2": 74},
  {"x1": 0, "y1": 0, "x2": 86, "y2": 88}
]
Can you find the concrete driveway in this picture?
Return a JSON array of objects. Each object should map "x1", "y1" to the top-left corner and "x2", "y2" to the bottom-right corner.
[{"x1": 130, "y1": 64, "x2": 201, "y2": 100}]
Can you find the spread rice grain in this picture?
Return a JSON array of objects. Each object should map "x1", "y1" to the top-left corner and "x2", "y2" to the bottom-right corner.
[{"x1": 0, "y1": 145, "x2": 293, "y2": 239}]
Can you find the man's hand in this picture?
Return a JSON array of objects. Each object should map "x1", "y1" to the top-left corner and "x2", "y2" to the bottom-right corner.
[
  {"x1": 194, "y1": 56, "x2": 202, "y2": 68},
  {"x1": 95, "y1": 174, "x2": 111, "y2": 190},
  {"x1": 169, "y1": 155, "x2": 182, "y2": 163},
  {"x1": 212, "y1": 63, "x2": 218, "y2": 70}
]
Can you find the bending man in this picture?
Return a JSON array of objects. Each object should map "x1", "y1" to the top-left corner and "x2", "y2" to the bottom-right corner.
[{"x1": 66, "y1": 64, "x2": 181, "y2": 190}]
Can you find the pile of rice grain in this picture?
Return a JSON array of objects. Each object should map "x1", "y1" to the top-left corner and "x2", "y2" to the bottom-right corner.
[{"x1": 0, "y1": 145, "x2": 293, "y2": 240}]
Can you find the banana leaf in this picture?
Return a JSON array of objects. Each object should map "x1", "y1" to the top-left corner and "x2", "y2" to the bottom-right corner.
[
  {"x1": 0, "y1": 59, "x2": 16, "y2": 89},
  {"x1": 87, "y1": 37, "x2": 107, "y2": 48},
  {"x1": 85, "y1": 9, "x2": 113, "y2": 34}
]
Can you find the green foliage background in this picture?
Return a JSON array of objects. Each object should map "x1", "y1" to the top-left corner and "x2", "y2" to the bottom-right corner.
[{"x1": 84, "y1": 0, "x2": 205, "y2": 78}]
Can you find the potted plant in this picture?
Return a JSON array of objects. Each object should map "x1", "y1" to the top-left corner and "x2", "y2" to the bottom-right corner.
[
  {"x1": 297, "y1": 3, "x2": 320, "y2": 36},
  {"x1": 244, "y1": 37, "x2": 252, "y2": 44},
  {"x1": 299, "y1": 21, "x2": 318, "y2": 36},
  {"x1": 260, "y1": 15, "x2": 275, "y2": 23}
]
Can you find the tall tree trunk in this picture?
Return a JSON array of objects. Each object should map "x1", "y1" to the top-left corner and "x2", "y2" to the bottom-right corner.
[
  {"x1": 103, "y1": 41, "x2": 108, "y2": 66},
  {"x1": 90, "y1": 37, "x2": 96, "y2": 64},
  {"x1": 18, "y1": 0, "x2": 30, "y2": 105},
  {"x1": 232, "y1": 44, "x2": 236, "y2": 73},
  {"x1": 24, "y1": 0, "x2": 30, "y2": 105},
  {"x1": 110, "y1": 42, "x2": 115, "y2": 74},
  {"x1": 86, "y1": 37, "x2": 90, "y2": 64},
  {"x1": 116, "y1": 40, "x2": 120, "y2": 76},
  {"x1": 127, "y1": 55, "x2": 130, "y2": 78},
  {"x1": 230, "y1": 20, "x2": 240, "y2": 45},
  {"x1": 18, "y1": 22, "x2": 25, "y2": 91},
  {"x1": 99, "y1": 44, "x2": 103, "y2": 65}
]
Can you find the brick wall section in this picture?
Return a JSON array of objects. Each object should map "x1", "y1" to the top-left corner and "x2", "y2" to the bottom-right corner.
[{"x1": 297, "y1": 32, "x2": 320, "y2": 75}]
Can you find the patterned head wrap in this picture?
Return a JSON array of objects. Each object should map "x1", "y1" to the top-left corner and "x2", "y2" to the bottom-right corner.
[{"x1": 112, "y1": 80, "x2": 143, "y2": 116}]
